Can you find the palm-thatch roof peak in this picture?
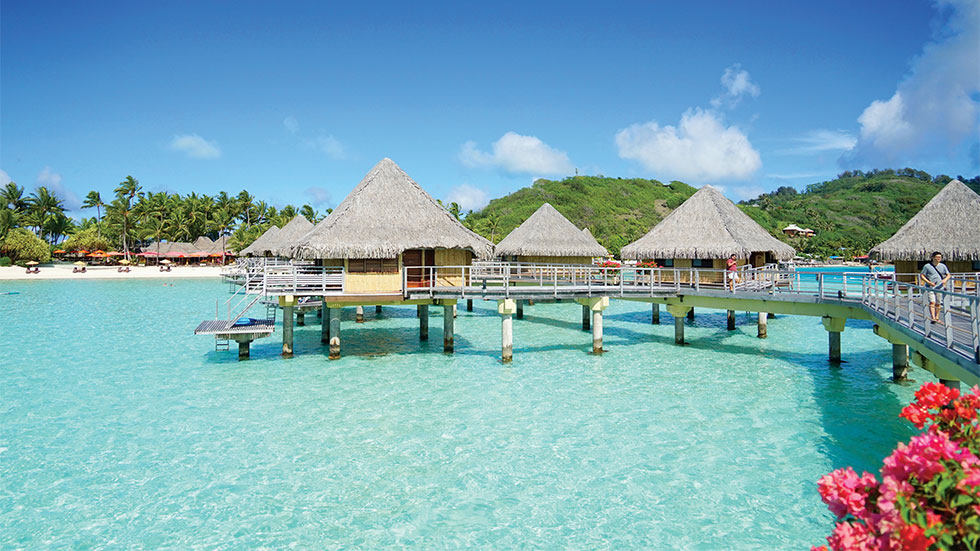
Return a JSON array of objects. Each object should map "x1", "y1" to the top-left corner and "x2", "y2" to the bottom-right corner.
[
  {"x1": 289, "y1": 158, "x2": 492, "y2": 259},
  {"x1": 239, "y1": 225, "x2": 281, "y2": 256},
  {"x1": 620, "y1": 185, "x2": 795, "y2": 260},
  {"x1": 269, "y1": 215, "x2": 315, "y2": 256},
  {"x1": 870, "y1": 179, "x2": 980, "y2": 261},
  {"x1": 494, "y1": 203, "x2": 608, "y2": 258}
]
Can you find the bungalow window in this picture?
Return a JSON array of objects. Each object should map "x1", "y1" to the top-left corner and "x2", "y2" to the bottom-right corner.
[
  {"x1": 655, "y1": 259, "x2": 673, "y2": 267},
  {"x1": 692, "y1": 259, "x2": 713, "y2": 268},
  {"x1": 973, "y1": 261, "x2": 980, "y2": 271},
  {"x1": 348, "y1": 258, "x2": 398, "y2": 273}
]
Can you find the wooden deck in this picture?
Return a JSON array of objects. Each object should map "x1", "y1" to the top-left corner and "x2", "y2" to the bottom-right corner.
[{"x1": 194, "y1": 319, "x2": 275, "y2": 336}]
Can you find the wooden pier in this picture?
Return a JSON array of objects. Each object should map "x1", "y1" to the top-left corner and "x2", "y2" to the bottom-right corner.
[{"x1": 196, "y1": 262, "x2": 980, "y2": 387}]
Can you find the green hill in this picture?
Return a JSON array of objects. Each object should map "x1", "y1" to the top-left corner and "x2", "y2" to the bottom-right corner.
[{"x1": 464, "y1": 169, "x2": 970, "y2": 258}]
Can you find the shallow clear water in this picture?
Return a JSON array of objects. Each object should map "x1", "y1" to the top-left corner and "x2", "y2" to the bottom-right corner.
[{"x1": 0, "y1": 278, "x2": 931, "y2": 549}]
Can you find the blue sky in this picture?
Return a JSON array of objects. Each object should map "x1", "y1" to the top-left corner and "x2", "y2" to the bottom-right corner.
[{"x1": 2, "y1": 0, "x2": 978, "y2": 218}]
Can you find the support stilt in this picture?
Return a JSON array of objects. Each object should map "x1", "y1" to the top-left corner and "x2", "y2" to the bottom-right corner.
[
  {"x1": 443, "y1": 304, "x2": 454, "y2": 353},
  {"x1": 282, "y1": 304, "x2": 294, "y2": 358},
  {"x1": 892, "y1": 343, "x2": 908, "y2": 381},
  {"x1": 296, "y1": 312, "x2": 305, "y2": 326},
  {"x1": 317, "y1": 308, "x2": 322, "y2": 319},
  {"x1": 466, "y1": 299, "x2": 473, "y2": 311},
  {"x1": 498, "y1": 299, "x2": 516, "y2": 363},
  {"x1": 238, "y1": 340, "x2": 250, "y2": 360},
  {"x1": 940, "y1": 379, "x2": 961, "y2": 390},
  {"x1": 727, "y1": 310, "x2": 736, "y2": 331},
  {"x1": 419, "y1": 304, "x2": 429, "y2": 341},
  {"x1": 321, "y1": 300, "x2": 329, "y2": 343},
  {"x1": 757, "y1": 312, "x2": 768, "y2": 339},
  {"x1": 592, "y1": 309, "x2": 603, "y2": 354},
  {"x1": 376, "y1": 305, "x2": 383, "y2": 314},
  {"x1": 666, "y1": 305, "x2": 691, "y2": 345},
  {"x1": 356, "y1": 305, "x2": 364, "y2": 323},
  {"x1": 328, "y1": 307, "x2": 341, "y2": 360},
  {"x1": 652, "y1": 303, "x2": 660, "y2": 324},
  {"x1": 768, "y1": 312, "x2": 775, "y2": 319},
  {"x1": 687, "y1": 308, "x2": 695, "y2": 321},
  {"x1": 453, "y1": 304, "x2": 457, "y2": 318},
  {"x1": 582, "y1": 304, "x2": 591, "y2": 331},
  {"x1": 516, "y1": 300, "x2": 524, "y2": 320},
  {"x1": 822, "y1": 316, "x2": 846, "y2": 364}
]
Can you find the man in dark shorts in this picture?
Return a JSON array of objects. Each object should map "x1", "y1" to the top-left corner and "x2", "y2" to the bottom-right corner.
[{"x1": 918, "y1": 251, "x2": 950, "y2": 323}]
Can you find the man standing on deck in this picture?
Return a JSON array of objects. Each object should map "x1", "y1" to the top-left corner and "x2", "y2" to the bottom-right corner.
[{"x1": 918, "y1": 251, "x2": 951, "y2": 323}]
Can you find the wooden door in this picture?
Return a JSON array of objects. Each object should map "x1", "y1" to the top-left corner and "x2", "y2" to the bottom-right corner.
[{"x1": 403, "y1": 249, "x2": 435, "y2": 287}]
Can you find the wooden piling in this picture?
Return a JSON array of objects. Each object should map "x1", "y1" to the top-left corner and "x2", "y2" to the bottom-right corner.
[
  {"x1": 328, "y1": 307, "x2": 341, "y2": 360},
  {"x1": 376, "y1": 305, "x2": 382, "y2": 314},
  {"x1": 652, "y1": 303, "x2": 660, "y2": 324},
  {"x1": 829, "y1": 332, "x2": 841, "y2": 363},
  {"x1": 356, "y1": 305, "x2": 364, "y2": 323},
  {"x1": 296, "y1": 312, "x2": 305, "y2": 326},
  {"x1": 582, "y1": 304, "x2": 590, "y2": 331},
  {"x1": 674, "y1": 315, "x2": 685, "y2": 344},
  {"x1": 466, "y1": 299, "x2": 473, "y2": 311},
  {"x1": 822, "y1": 316, "x2": 846, "y2": 364},
  {"x1": 443, "y1": 304, "x2": 454, "y2": 353},
  {"x1": 238, "y1": 340, "x2": 250, "y2": 360},
  {"x1": 419, "y1": 304, "x2": 429, "y2": 341},
  {"x1": 321, "y1": 300, "x2": 329, "y2": 343},
  {"x1": 516, "y1": 300, "x2": 524, "y2": 320},
  {"x1": 727, "y1": 310, "x2": 736, "y2": 330}
]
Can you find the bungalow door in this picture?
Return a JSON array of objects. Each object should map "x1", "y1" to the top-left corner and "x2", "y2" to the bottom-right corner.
[{"x1": 403, "y1": 249, "x2": 436, "y2": 288}]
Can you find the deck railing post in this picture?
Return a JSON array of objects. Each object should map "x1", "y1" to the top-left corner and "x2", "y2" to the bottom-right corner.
[
  {"x1": 907, "y1": 286, "x2": 915, "y2": 329},
  {"x1": 818, "y1": 273, "x2": 824, "y2": 299},
  {"x1": 971, "y1": 298, "x2": 980, "y2": 363},
  {"x1": 943, "y1": 292, "x2": 954, "y2": 349}
]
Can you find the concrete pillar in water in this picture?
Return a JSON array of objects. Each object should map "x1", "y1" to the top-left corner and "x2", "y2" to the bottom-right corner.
[
  {"x1": 297, "y1": 312, "x2": 305, "y2": 326},
  {"x1": 687, "y1": 308, "x2": 695, "y2": 321},
  {"x1": 822, "y1": 316, "x2": 846, "y2": 363},
  {"x1": 577, "y1": 297, "x2": 609, "y2": 354},
  {"x1": 443, "y1": 303, "x2": 455, "y2": 353},
  {"x1": 757, "y1": 312, "x2": 768, "y2": 339},
  {"x1": 666, "y1": 305, "x2": 692, "y2": 345},
  {"x1": 910, "y1": 350, "x2": 960, "y2": 390},
  {"x1": 498, "y1": 299, "x2": 516, "y2": 363},
  {"x1": 280, "y1": 295, "x2": 296, "y2": 358},
  {"x1": 328, "y1": 307, "x2": 341, "y2": 360},
  {"x1": 727, "y1": 310, "x2": 736, "y2": 331},
  {"x1": 768, "y1": 312, "x2": 775, "y2": 319},
  {"x1": 892, "y1": 343, "x2": 908, "y2": 381},
  {"x1": 582, "y1": 304, "x2": 591, "y2": 331},
  {"x1": 516, "y1": 300, "x2": 524, "y2": 320},
  {"x1": 321, "y1": 300, "x2": 329, "y2": 343},
  {"x1": 317, "y1": 308, "x2": 322, "y2": 319},
  {"x1": 453, "y1": 304, "x2": 457, "y2": 318},
  {"x1": 237, "y1": 339, "x2": 250, "y2": 360},
  {"x1": 652, "y1": 303, "x2": 660, "y2": 324},
  {"x1": 466, "y1": 299, "x2": 473, "y2": 312},
  {"x1": 376, "y1": 305, "x2": 383, "y2": 314},
  {"x1": 419, "y1": 304, "x2": 429, "y2": 341},
  {"x1": 356, "y1": 305, "x2": 364, "y2": 323}
]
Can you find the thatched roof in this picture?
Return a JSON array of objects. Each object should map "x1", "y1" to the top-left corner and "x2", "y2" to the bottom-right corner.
[
  {"x1": 494, "y1": 203, "x2": 608, "y2": 258},
  {"x1": 289, "y1": 158, "x2": 493, "y2": 259},
  {"x1": 620, "y1": 185, "x2": 795, "y2": 260},
  {"x1": 269, "y1": 216, "x2": 315, "y2": 257},
  {"x1": 870, "y1": 179, "x2": 980, "y2": 261},
  {"x1": 193, "y1": 236, "x2": 214, "y2": 249},
  {"x1": 239, "y1": 225, "x2": 281, "y2": 256}
]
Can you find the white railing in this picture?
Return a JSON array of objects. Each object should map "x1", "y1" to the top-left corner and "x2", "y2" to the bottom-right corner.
[
  {"x1": 862, "y1": 276, "x2": 980, "y2": 363},
  {"x1": 260, "y1": 265, "x2": 345, "y2": 296}
]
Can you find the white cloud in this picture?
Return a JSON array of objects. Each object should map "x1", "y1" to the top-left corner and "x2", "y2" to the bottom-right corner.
[
  {"x1": 777, "y1": 129, "x2": 857, "y2": 154},
  {"x1": 283, "y1": 116, "x2": 299, "y2": 134},
  {"x1": 446, "y1": 184, "x2": 489, "y2": 211},
  {"x1": 711, "y1": 64, "x2": 760, "y2": 108},
  {"x1": 732, "y1": 185, "x2": 764, "y2": 200},
  {"x1": 36, "y1": 167, "x2": 82, "y2": 211},
  {"x1": 615, "y1": 108, "x2": 761, "y2": 183},
  {"x1": 459, "y1": 132, "x2": 573, "y2": 175},
  {"x1": 846, "y1": 0, "x2": 979, "y2": 166},
  {"x1": 311, "y1": 135, "x2": 347, "y2": 160},
  {"x1": 0, "y1": 169, "x2": 11, "y2": 186},
  {"x1": 169, "y1": 134, "x2": 221, "y2": 159},
  {"x1": 304, "y1": 186, "x2": 331, "y2": 207}
]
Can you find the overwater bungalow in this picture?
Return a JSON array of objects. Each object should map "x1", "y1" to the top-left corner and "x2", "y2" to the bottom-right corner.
[
  {"x1": 267, "y1": 215, "x2": 314, "y2": 257},
  {"x1": 870, "y1": 179, "x2": 980, "y2": 282},
  {"x1": 493, "y1": 203, "x2": 608, "y2": 264},
  {"x1": 620, "y1": 185, "x2": 795, "y2": 283},
  {"x1": 238, "y1": 225, "x2": 281, "y2": 257},
  {"x1": 287, "y1": 158, "x2": 492, "y2": 294}
]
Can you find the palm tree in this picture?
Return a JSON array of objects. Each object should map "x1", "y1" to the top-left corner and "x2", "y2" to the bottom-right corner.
[
  {"x1": 112, "y1": 176, "x2": 143, "y2": 258},
  {"x1": 484, "y1": 212, "x2": 501, "y2": 242},
  {"x1": 44, "y1": 212, "x2": 75, "y2": 244},
  {"x1": 448, "y1": 202, "x2": 461, "y2": 221},
  {"x1": 81, "y1": 191, "x2": 105, "y2": 236},
  {"x1": 237, "y1": 190, "x2": 256, "y2": 228},
  {"x1": 141, "y1": 217, "x2": 168, "y2": 257},
  {"x1": 1, "y1": 182, "x2": 26, "y2": 212},
  {"x1": 27, "y1": 186, "x2": 65, "y2": 241},
  {"x1": 300, "y1": 204, "x2": 320, "y2": 224},
  {"x1": 0, "y1": 208, "x2": 17, "y2": 239}
]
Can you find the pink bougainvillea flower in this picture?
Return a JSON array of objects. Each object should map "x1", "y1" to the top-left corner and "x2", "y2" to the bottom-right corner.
[{"x1": 817, "y1": 467, "x2": 878, "y2": 521}]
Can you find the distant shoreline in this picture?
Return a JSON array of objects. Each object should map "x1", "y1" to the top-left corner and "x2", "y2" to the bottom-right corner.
[{"x1": 0, "y1": 265, "x2": 223, "y2": 281}]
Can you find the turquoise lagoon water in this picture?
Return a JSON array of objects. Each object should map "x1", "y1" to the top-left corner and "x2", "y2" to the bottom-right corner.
[{"x1": 0, "y1": 277, "x2": 931, "y2": 549}]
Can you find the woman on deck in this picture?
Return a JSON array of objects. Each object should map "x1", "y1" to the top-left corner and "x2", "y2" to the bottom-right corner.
[
  {"x1": 918, "y1": 251, "x2": 951, "y2": 323},
  {"x1": 726, "y1": 254, "x2": 740, "y2": 292}
]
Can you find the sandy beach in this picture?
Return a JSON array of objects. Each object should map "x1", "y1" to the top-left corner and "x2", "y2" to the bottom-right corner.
[{"x1": 0, "y1": 264, "x2": 224, "y2": 281}]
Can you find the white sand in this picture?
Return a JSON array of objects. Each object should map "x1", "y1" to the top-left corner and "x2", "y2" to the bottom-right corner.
[{"x1": 0, "y1": 264, "x2": 224, "y2": 280}]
